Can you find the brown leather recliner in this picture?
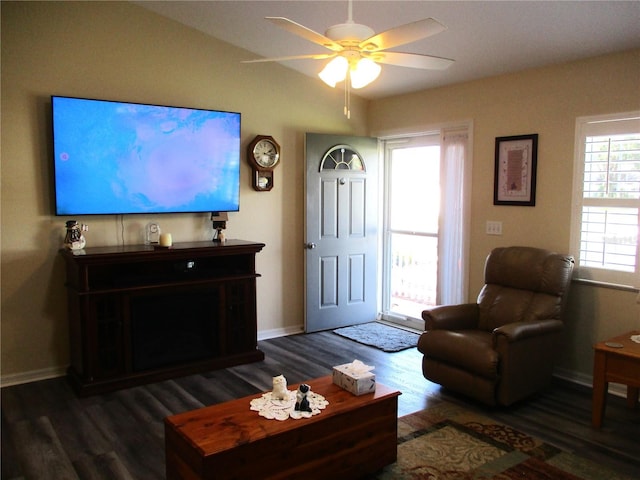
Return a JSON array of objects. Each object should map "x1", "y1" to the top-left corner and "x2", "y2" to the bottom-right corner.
[{"x1": 418, "y1": 246, "x2": 574, "y2": 406}]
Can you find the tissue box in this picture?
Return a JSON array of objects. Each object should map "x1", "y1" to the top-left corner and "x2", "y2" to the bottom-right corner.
[{"x1": 332, "y1": 363, "x2": 376, "y2": 396}]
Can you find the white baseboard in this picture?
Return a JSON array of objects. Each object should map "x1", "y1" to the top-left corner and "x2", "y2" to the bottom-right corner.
[
  {"x1": 1, "y1": 326, "x2": 306, "y2": 388},
  {"x1": 257, "y1": 325, "x2": 304, "y2": 341},
  {"x1": 554, "y1": 367, "x2": 627, "y2": 398},
  {"x1": 0, "y1": 366, "x2": 67, "y2": 388}
]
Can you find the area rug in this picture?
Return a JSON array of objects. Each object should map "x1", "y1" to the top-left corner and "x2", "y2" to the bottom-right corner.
[
  {"x1": 368, "y1": 399, "x2": 633, "y2": 480},
  {"x1": 333, "y1": 322, "x2": 419, "y2": 352}
]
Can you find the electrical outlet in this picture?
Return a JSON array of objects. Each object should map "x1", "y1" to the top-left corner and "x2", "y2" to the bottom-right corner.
[{"x1": 486, "y1": 221, "x2": 503, "y2": 235}]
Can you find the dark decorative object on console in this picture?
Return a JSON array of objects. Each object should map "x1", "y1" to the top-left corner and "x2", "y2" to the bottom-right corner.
[{"x1": 211, "y1": 211, "x2": 228, "y2": 242}]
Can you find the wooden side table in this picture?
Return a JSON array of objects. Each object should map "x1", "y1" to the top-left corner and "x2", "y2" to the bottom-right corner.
[{"x1": 592, "y1": 330, "x2": 640, "y2": 428}]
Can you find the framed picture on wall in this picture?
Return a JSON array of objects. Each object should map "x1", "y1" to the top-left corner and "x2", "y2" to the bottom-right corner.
[{"x1": 493, "y1": 134, "x2": 538, "y2": 206}]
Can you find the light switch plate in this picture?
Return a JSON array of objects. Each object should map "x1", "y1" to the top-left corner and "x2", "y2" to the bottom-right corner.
[{"x1": 486, "y1": 221, "x2": 503, "y2": 235}]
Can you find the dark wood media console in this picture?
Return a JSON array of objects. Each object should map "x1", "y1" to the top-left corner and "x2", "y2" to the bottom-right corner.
[{"x1": 60, "y1": 240, "x2": 265, "y2": 396}]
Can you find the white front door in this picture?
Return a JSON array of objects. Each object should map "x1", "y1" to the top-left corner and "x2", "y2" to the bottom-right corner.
[{"x1": 304, "y1": 133, "x2": 379, "y2": 332}]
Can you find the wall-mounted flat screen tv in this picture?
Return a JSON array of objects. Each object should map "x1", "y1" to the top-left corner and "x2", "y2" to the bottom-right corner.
[{"x1": 52, "y1": 96, "x2": 241, "y2": 215}]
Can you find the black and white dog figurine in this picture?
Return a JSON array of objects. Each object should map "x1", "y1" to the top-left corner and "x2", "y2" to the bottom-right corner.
[{"x1": 295, "y1": 384, "x2": 312, "y2": 412}]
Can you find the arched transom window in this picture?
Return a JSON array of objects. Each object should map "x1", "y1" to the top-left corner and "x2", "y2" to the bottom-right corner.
[{"x1": 320, "y1": 145, "x2": 365, "y2": 171}]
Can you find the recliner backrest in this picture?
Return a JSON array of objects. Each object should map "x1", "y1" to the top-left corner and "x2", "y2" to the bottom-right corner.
[{"x1": 476, "y1": 246, "x2": 574, "y2": 331}]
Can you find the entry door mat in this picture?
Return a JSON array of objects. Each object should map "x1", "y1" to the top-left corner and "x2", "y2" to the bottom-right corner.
[
  {"x1": 368, "y1": 399, "x2": 634, "y2": 480},
  {"x1": 332, "y1": 322, "x2": 419, "y2": 352}
]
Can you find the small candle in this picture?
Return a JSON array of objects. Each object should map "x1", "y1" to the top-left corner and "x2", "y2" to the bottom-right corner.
[{"x1": 159, "y1": 233, "x2": 172, "y2": 247}]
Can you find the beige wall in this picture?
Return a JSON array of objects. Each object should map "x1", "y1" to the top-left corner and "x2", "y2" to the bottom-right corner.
[
  {"x1": 2, "y1": 1, "x2": 639, "y2": 384},
  {"x1": 1, "y1": 1, "x2": 367, "y2": 380},
  {"x1": 370, "y1": 49, "x2": 640, "y2": 380}
]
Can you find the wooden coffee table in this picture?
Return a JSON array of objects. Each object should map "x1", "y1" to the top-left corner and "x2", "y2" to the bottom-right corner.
[
  {"x1": 592, "y1": 330, "x2": 640, "y2": 428},
  {"x1": 164, "y1": 375, "x2": 401, "y2": 479}
]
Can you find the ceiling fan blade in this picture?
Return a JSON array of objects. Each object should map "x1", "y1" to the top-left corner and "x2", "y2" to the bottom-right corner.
[
  {"x1": 360, "y1": 18, "x2": 447, "y2": 52},
  {"x1": 242, "y1": 53, "x2": 336, "y2": 64},
  {"x1": 374, "y1": 52, "x2": 454, "y2": 70},
  {"x1": 266, "y1": 17, "x2": 343, "y2": 52}
]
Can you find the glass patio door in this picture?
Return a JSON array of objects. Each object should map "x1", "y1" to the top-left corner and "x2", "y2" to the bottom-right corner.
[{"x1": 382, "y1": 135, "x2": 440, "y2": 328}]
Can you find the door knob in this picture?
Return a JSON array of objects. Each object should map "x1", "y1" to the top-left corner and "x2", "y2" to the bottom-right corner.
[{"x1": 305, "y1": 242, "x2": 317, "y2": 250}]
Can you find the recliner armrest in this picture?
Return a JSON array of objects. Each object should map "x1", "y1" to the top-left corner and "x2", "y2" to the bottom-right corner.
[
  {"x1": 493, "y1": 319, "x2": 563, "y2": 343},
  {"x1": 422, "y1": 304, "x2": 479, "y2": 330}
]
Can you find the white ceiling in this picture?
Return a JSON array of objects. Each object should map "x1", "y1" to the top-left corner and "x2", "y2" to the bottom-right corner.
[{"x1": 137, "y1": 1, "x2": 640, "y2": 99}]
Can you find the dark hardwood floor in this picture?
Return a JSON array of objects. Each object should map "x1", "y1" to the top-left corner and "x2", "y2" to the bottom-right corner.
[{"x1": 2, "y1": 331, "x2": 638, "y2": 479}]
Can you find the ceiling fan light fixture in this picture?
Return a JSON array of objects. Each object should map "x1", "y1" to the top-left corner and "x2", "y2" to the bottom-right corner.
[
  {"x1": 350, "y1": 57, "x2": 381, "y2": 89},
  {"x1": 259, "y1": 2, "x2": 453, "y2": 118},
  {"x1": 318, "y1": 55, "x2": 348, "y2": 87}
]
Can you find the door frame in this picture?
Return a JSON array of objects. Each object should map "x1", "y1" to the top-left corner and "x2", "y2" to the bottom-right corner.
[{"x1": 376, "y1": 123, "x2": 472, "y2": 329}]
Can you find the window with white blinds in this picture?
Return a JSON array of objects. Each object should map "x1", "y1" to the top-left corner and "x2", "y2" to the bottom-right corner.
[{"x1": 571, "y1": 112, "x2": 640, "y2": 287}]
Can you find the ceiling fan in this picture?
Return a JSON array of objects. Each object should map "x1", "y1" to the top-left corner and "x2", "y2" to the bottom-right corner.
[{"x1": 243, "y1": 0, "x2": 454, "y2": 105}]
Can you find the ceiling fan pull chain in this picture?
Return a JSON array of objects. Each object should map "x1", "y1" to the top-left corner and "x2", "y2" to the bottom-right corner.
[{"x1": 344, "y1": 72, "x2": 351, "y2": 119}]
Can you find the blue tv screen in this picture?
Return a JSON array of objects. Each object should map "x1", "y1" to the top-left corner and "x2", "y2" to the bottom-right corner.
[{"x1": 52, "y1": 96, "x2": 241, "y2": 215}]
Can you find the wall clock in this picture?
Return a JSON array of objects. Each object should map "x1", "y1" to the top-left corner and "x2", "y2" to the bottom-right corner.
[{"x1": 247, "y1": 135, "x2": 280, "y2": 191}]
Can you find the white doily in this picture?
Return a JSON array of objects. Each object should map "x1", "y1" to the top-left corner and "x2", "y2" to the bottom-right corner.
[{"x1": 250, "y1": 389, "x2": 329, "y2": 421}]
